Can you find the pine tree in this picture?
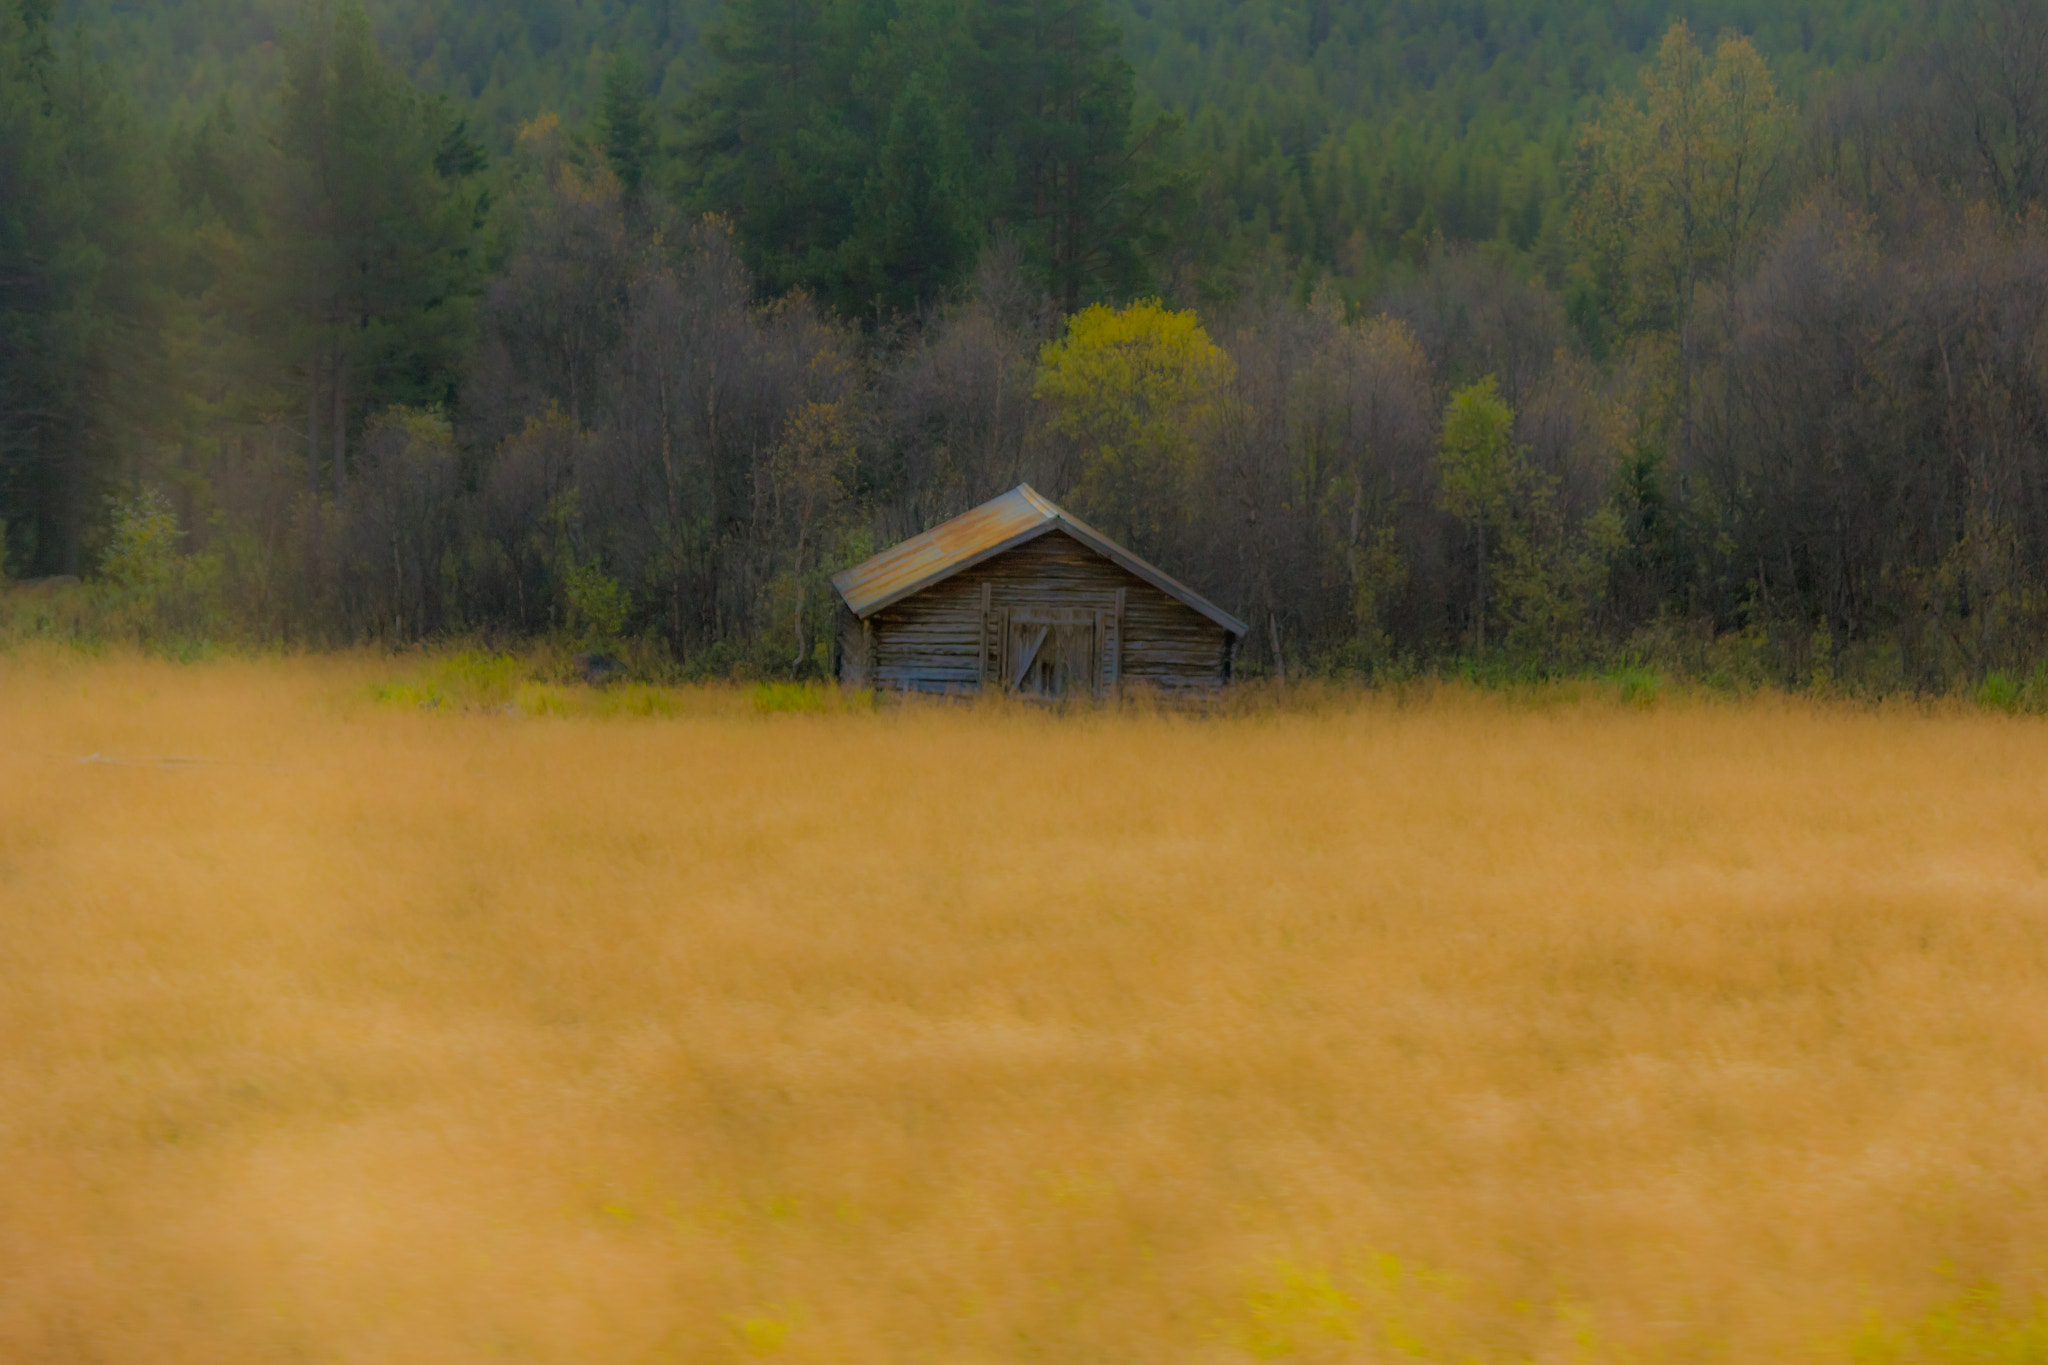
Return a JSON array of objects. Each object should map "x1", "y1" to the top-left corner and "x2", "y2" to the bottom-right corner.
[
  {"x1": 267, "y1": 0, "x2": 484, "y2": 499},
  {"x1": 678, "y1": 0, "x2": 1184, "y2": 316},
  {"x1": 971, "y1": 0, "x2": 1182, "y2": 310},
  {"x1": 598, "y1": 54, "x2": 656, "y2": 208},
  {"x1": 848, "y1": 76, "x2": 979, "y2": 314},
  {"x1": 0, "y1": 0, "x2": 153, "y2": 575},
  {"x1": 677, "y1": 0, "x2": 866, "y2": 300}
]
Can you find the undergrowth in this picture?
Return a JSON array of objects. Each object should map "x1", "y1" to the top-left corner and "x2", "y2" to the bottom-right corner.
[{"x1": 9, "y1": 573, "x2": 2048, "y2": 717}]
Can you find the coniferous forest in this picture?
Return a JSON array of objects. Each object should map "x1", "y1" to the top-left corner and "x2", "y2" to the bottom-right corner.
[{"x1": 5, "y1": 0, "x2": 2048, "y2": 688}]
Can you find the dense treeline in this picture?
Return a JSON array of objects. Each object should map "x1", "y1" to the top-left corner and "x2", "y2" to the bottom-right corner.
[
  {"x1": 66, "y1": 0, "x2": 1906, "y2": 293},
  {"x1": 7, "y1": 0, "x2": 2048, "y2": 693}
]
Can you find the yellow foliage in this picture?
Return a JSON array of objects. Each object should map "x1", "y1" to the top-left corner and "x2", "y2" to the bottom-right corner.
[
  {"x1": 1035, "y1": 299, "x2": 1231, "y2": 555},
  {"x1": 1575, "y1": 22, "x2": 1792, "y2": 332},
  {"x1": 517, "y1": 110, "x2": 562, "y2": 146},
  {"x1": 6, "y1": 653, "x2": 2048, "y2": 1363}
]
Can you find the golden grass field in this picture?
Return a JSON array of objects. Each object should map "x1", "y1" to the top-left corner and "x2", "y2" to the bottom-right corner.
[{"x1": 5, "y1": 652, "x2": 2048, "y2": 1364}]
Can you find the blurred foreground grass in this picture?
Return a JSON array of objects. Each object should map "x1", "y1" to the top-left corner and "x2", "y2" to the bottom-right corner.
[{"x1": 3, "y1": 650, "x2": 2048, "y2": 1363}]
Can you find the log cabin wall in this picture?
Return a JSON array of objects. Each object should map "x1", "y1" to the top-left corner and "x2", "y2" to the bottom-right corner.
[
  {"x1": 834, "y1": 598, "x2": 872, "y2": 687},
  {"x1": 842, "y1": 530, "x2": 1232, "y2": 695}
]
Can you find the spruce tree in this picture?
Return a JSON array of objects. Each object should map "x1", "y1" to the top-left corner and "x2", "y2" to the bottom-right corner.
[
  {"x1": 678, "y1": 0, "x2": 865, "y2": 301},
  {"x1": 678, "y1": 0, "x2": 1181, "y2": 316},
  {"x1": 971, "y1": 0, "x2": 1180, "y2": 310},
  {"x1": 598, "y1": 55, "x2": 656, "y2": 208},
  {"x1": 849, "y1": 77, "x2": 979, "y2": 314},
  {"x1": 268, "y1": 0, "x2": 484, "y2": 498},
  {"x1": 0, "y1": 0, "x2": 152, "y2": 575}
]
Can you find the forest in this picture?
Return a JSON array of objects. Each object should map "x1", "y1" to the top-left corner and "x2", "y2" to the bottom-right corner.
[{"x1": 4, "y1": 0, "x2": 2048, "y2": 689}]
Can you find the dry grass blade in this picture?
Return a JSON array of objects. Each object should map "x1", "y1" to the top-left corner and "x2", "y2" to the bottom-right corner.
[{"x1": 3, "y1": 653, "x2": 2046, "y2": 1363}]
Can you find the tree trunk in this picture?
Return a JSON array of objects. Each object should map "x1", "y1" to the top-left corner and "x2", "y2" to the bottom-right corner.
[
  {"x1": 791, "y1": 524, "x2": 808, "y2": 673},
  {"x1": 1475, "y1": 517, "x2": 1487, "y2": 656},
  {"x1": 332, "y1": 351, "x2": 349, "y2": 504},
  {"x1": 308, "y1": 353, "x2": 323, "y2": 495},
  {"x1": 60, "y1": 446, "x2": 81, "y2": 577},
  {"x1": 1678, "y1": 264, "x2": 1694, "y2": 466}
]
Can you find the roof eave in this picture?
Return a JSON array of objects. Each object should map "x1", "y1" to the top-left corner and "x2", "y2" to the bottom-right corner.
[
  {"x1": 829, "y1": 483, "x2": 1251, "y2": 637},
  {"x1": 832, "y1": 520, "x2": 1062, "y2": 618}
]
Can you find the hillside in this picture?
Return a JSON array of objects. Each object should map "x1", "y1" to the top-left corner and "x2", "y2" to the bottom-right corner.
[
  {"x1": 66, "y1": 0, "x2": 1905, "y2": 273},
  {"x1": 13, "y1": 0, "x2": 2048, "y2": 691}
]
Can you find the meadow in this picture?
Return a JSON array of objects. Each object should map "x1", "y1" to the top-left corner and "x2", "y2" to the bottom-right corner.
[{"x1": 4, "y1": 652, "x2": 2048, "y2": 1363}]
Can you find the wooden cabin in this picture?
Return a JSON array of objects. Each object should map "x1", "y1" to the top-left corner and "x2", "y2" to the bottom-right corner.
[{"x1": 832, "y1": 485, "x2": 1249, "y2": 698}]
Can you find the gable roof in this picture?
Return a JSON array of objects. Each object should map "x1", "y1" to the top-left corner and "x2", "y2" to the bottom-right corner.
[{"x1": 831, "y1": 484, "x2": 1250, "y2": 636}]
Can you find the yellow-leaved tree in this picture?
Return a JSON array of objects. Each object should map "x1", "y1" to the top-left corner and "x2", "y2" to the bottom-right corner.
[
  {"x1": 1034, "y1": 300, "x2": 1232, "y2": 559},
  {"x1": 1575, "y1": 22, "x2": 1791, "y2": 464},
  {"x1": 1439, "y1": 376, "x2": 1623, "y2": 665},
  {"x1": 767, "y1": 396, "x2": 858, "y2": 674}
]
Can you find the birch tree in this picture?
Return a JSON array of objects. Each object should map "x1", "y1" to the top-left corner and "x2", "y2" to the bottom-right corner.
[{"x1": 1574, "y1": 23, "x2": 1791, "y2": 471}]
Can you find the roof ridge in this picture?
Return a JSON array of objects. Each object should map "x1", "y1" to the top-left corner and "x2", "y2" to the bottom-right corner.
[
  {"x1": 831, "y1": 483, "x2": 1248, "y2": 635},
  {"x1": 1015, "y1": 483, "x2": 1060, "y2": 519}
]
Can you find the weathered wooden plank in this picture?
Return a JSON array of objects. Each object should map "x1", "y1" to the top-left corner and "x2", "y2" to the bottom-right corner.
[
  {"x1": 835, "y1": 600, "x2": 870, "y2": 686},
  {"x1": 858, "y1": 525, "x2": 1237, "y2": 695}
]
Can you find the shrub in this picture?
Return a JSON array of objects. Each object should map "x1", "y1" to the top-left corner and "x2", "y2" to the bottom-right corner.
[
  {"x1": 563, "y1": 561, "x2": 630, "y2": 642},
  {"x1": 100, "y1": 487, "x2": 183, "y2": 593},
  {"x1": 1605, "y1": 663, "x2": 1663, "y2": 707},
  {"x1": 750, "y1": 680, "x2": 828, "y2": 714},
  {"x1": 373, "y1": 650, "x2": 525, "y2": 711}
]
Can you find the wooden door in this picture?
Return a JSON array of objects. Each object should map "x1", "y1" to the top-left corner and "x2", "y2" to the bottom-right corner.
[{"x1": 1004, "y1": 607, "x2": 1096, "y2": 699}]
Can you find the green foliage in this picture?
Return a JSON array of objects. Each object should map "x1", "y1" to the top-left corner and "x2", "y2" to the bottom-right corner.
[
  {"x1": 82, "y1": 485, "x2": 234, "y2": 648},
  {"x1": 1439, "y1": 376, "x2": 1620, "y2": 667},
  {"x1": 676, "y1": 0, "x2": 1179, "y2": 312},
  {"x1": 1603, "y1": 662, "x2": 1664, "y2": 706},
  {"x1": 764, "y1": 396, "x2": 858, "y2": 674},
  {"x1": 0, "y1": 0, "x2": 156, "y2": 576},
  {"x1": 676, "y1": 0, "x2": 903, "y2": 306},
  {"x1": 99, "y1": 486, "x2": 182, "y2": 592},
  {"x1": 262, "y1": 0, "x2": 486, "y2": 492},
  {"x1": 563, "y1": 561, "x2": 630, "y2": 642},
  {"x1": 16, "y1": 0, "x2": 2048, "y2": 697},
  {"x1": 1346, "y1": 525, "x2": 1408, "y2": 668},
  {"x1": 1809, "y1": 621, "x2": 1836, "y2": 692},
  {"x1": 749, "y1": 680, "x2": 829, "y2": 714},
  {"x1": 1975, "y1": 665, "x2": 2048, "y2": 714},
  {"x1": 1575, "y1": 23, "x2": 1794, "y2": 331},
  {"x1": 1438, "y1": 378, "x2": 1519, "y2": 529},
  {"x1": 1437, "y1": 377, "x2": 1518, "y2": 654},
  {"x1": 1495, "y1": 500, "x2": 1623, "y2": 668},
  {"x1": 56, "y1": 0, "x2": 1918, "y2": 319},
  {"x1": 515, "y1": 681, "x2": 574, "y2": 716},
  {"x1": 847, "y1": 76, "x2": 979, "y2": 313},
  {"x1": 608, "y1": 683, "x2": 682, "y2": 717},
  {"x1": 437, "y1": 650, "x2": 523, "y2": 704},
  {"x1": 373, "y1": 650, "x2": 711, "y2": 715},
  {"x1": 374, "y1": 649, "x2": 524, "y2": 710},
  {"x1": 1978, "y1": 670, "x2": 2024, "y2": 713},
  {"x1": 597, "y1": 54, "x2": 656, "y2": 206}
]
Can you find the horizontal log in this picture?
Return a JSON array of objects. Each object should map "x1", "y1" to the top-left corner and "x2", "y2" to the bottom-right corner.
[{"x1": 852, "y1": 528, "x2": 1238, "y2": 693}]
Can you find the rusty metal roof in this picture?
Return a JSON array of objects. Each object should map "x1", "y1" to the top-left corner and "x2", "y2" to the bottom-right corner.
[{"x1": 831, "y1": 484, "x2": 1249, "y2": 635}]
